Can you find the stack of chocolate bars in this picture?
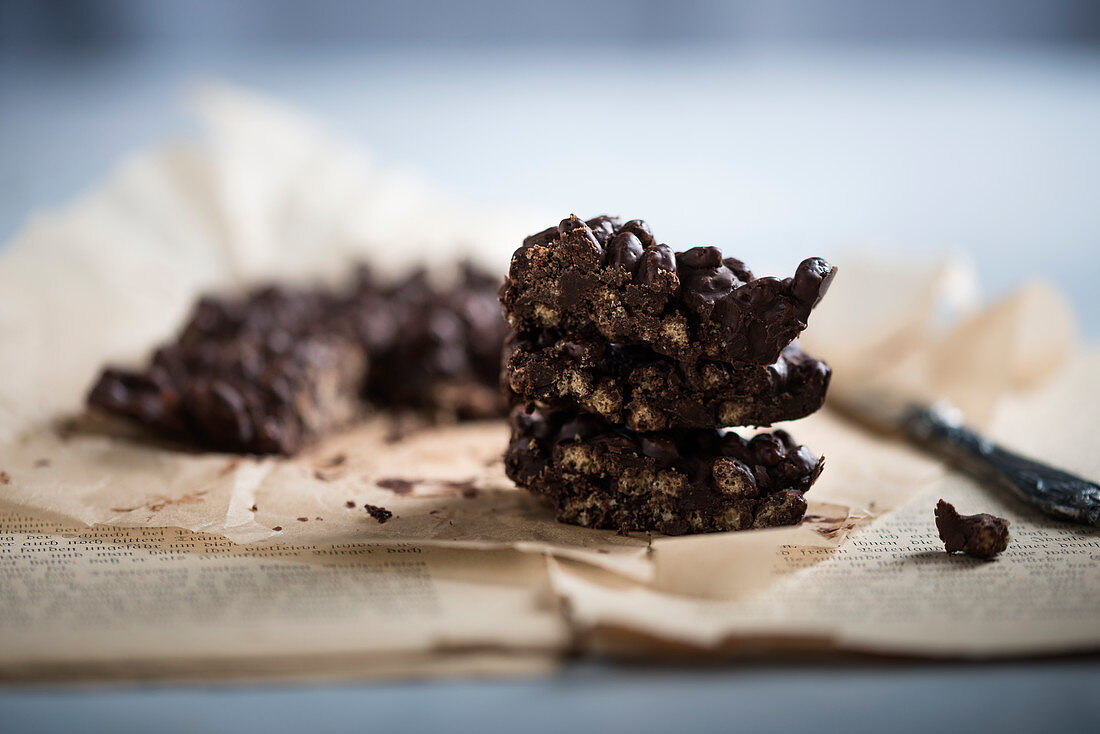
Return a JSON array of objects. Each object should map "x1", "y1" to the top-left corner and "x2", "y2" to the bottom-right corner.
[{"x1": 500, "y1": 215, "x2": 836, "y2": 535}]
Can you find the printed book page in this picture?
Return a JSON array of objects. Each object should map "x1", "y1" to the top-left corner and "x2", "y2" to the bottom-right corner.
[{"x1": 0, "y1": 508, "x2": 567, "y2": 680}]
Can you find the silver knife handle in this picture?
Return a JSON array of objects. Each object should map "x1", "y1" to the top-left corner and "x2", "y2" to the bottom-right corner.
[{"x1": 904, "y1": 405, "x2": 1100, "y2": 527}]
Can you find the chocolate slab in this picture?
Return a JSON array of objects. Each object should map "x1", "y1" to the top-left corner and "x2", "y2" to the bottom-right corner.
[
  {"x1": 88, "y1": 263, "x2": 509, "y2": 454},
  {"x1": 505, "y1": 403, "x2": 823, "y2": 535},
  {"x1": 506, "y1": 331, "x2": 831, "y2": 431},
  {"x1": 500, "y1": 215, "x2": 836, "y2": 365}
]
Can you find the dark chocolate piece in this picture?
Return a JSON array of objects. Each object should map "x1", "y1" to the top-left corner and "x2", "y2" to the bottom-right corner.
[
  {"x1": 935, "y1": 499, "x2": 1010, "y2": 559},
  {"x1": 354, "y1": 264, "x2": 508, "y2": 420},
  {"x1": 88, "y1": 263, "x2": 509, "y2": 455},
  {"x1": 364, "y1": 504, "x2": 393, "y2": 523},
  {"x1": 506, "y1": 331, "x2": 831, "y2": 431},
  {"x1": 505, "y1": 403, "x2": 822, "y2": 535},
  {"x1": 89, "y1": 336, "x2": 365, "y2": 455},
  {"x1": 500, "y1": 215, "x2": 836, "y2": 365}
]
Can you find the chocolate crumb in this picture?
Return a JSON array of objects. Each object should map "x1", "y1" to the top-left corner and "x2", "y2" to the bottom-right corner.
[
  {"x1": 313, "y1": 453, "x2": 349, "y2": 481},
  {"x1": 315, "y1": 516, "x2": 323, "y2": 521},
  {"x1": 0, "y1": 471, "x2": 9, "y2": 484},
  {"x1": 297, "y1": 517, "x2": 309, "y2": 522},
  {"x1": 218, "y1": 459, "x2": 241, "y2": 478},
  {"x1": 935, "y1": 499, "x2": 1010, "y2": 560},
  {"x1": 249, "y1": 504, "x2": 258, "y2": 512},
  {"x1": 272, "y1": 526, "x2": 283, "y2": 531},
  {"x1": 345, "y1": 501, "x2": 356, "y2": 508},
  {"x1": 443, "y1": 480, "x2": 478, "y2": 498},
  {"x1": 55, "y1": 417, "x2": 79, "y2": 441},
  {"x1": 34, "y1": 458, "x2": 50, "y2": 468},
  {"x1": 364, "y1": 504, "x2": 393, "y2": 523},
  {"x1": 376, "y1": 477, "x2": 416, "y2": 495},
  {"x1": 385, "y1": 413, "x2": 419, "y2": 444}
]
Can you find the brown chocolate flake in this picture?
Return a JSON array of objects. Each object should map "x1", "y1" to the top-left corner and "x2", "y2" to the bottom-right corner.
[
  {"x1": 935, "y1": 499, "x2": 1010, "y2": 560},
  {"x1": 813, "y1": 521, "x2": 855, "y2": 538},
  {"x1": 249, "y1": 504, "x2": 258, "y2": 512},
  {"x1": 313, "y1": 453, "x2": 349, "y2": 481},
  {"x1": 55, "y1": 417, "x2": 80, "y2": 441},
  {"x1": 345, "y1": 500, "x2": 356, "y2": 508},
  {"x1": 385, "y1": 414, "x2": 418, "y2": 443},
  {"x1": 297, "y1": 517, "x2": 309, "y2": 522},
  {"x1": 218, "y1": 459, "x2": 241, "y2": 478},
  {"x1": 375, "y1": 477, "x2": 479, "y2": 498},
  {"x1": 0, "y1": 471, "x2": 9, "y2": 484},
  {"x1": 109, "y1": 489, "x2": 208, "y2": 515},
  {"x1": 376, "y1": 478, "x2": 416, "y2": 495},
  {"x1": 364, "y1": 504, "x2": 393, "y2": 523},
  {"x1": 446, "y1": 480, "x2": 478, "y2": 498},
  {"x1": 272, "y1": 526, "x2": 283, "y2": 531},
  {"x1": 320, "y1": 453, "x2": 346, "y2": 468}
]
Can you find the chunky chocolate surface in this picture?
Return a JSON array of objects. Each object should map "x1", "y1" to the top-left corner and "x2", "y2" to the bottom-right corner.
[
  {"x1": 506, "y1": 331, "x2": 831, "y2": 432},
  {"x1": 500, "y1": 215, "x2": 836, "y2": 365},
  {"x1": 88, "y1": 264, "x2": 508, "y2": 455},
  {"x1": 352, "y1": 265, "x2": 508, "y2": 420},
  {"x1": 505, "y1": 403, "x2": 822, "y2": 535},
  {"x1": 89, "y1": 336, "x2": 365, "y2": 455}
]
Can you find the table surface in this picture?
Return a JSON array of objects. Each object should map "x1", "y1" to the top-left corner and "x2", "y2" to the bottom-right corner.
[{"x1": 1, "y1": 47, "x2": 1097, "y2": 733}]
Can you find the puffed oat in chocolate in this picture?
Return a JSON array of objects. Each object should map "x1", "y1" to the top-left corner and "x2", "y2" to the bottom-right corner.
[
  {"x1": 500, "y1": 215, "x2": 836, "y2": 365},
  {"x1": 88, "y1": 263, "x2": 509, "y2": 455},
  {"x1": 505, "y1": 403, "x2": 822, "y2": 535},
  {"x1": 935, "y1": 499, "x2": 1010, "y2": 559},
  {"x1": 506, "y1": 331, "x2": 831, "y2": 432}
]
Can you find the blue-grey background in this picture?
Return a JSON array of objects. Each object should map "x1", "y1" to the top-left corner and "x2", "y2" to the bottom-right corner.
[{"x1": 1, "y1": 2, "x2": 1098, "y2": 732}]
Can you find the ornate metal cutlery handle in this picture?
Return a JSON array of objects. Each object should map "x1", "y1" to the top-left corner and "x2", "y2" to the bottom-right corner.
[{"x1": 905, "y1": 405, "x2": 1100, "y2": 527}]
